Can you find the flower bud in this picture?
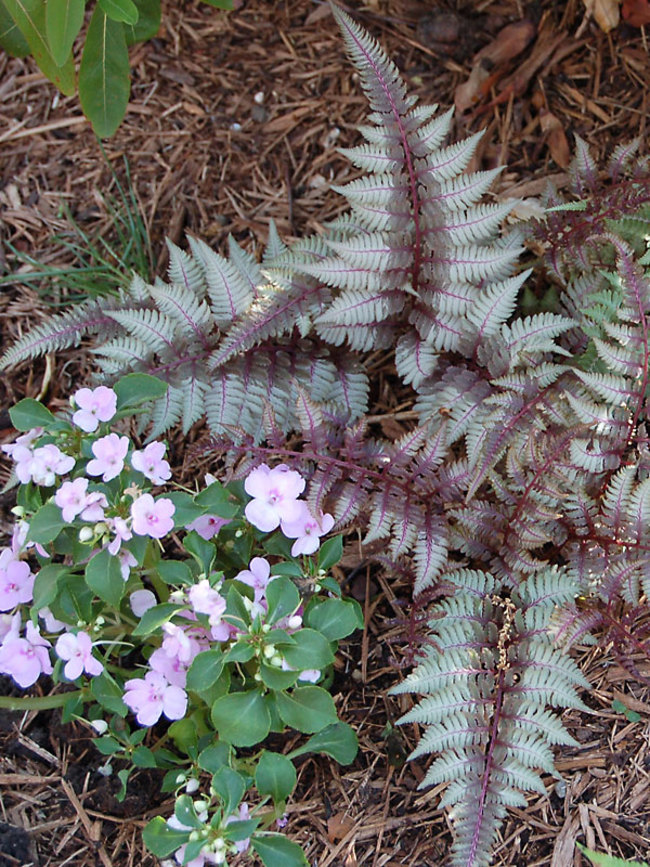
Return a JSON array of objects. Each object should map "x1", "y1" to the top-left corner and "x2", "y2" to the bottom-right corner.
[
  {"x1": 270, "y1": 654, "x2": 283, "y2": 667},
  {"x1": 175, "y1": 773, "x2": 187, "y2": 785},
  {"x1": 263, "y1": 644, "x2": 276, "y2": 658},
  {"x1": 189, "y1": 831, "x2": 201, "y2": 842},
  {"x1": 185, "y1": 778, "x2": 199, "y2": 794},
  {"x1": 287, "y1": 615, "x2": 302, "y2": 630},
  {"x1": 193, "y1": 800, "x2": 209, "y2": 814},
  {"x1": 78, "y1": 526, "x2": 94, "y2": 543},
  {"x1": 89, "y1": 719, "x2": 108, "y2": 735},
  {"x1": 10, "y1": 506, "x2": 25, "y2": 517},
  {"x1": 262, "y1": 623, "x2": 271, "y2": 633}
]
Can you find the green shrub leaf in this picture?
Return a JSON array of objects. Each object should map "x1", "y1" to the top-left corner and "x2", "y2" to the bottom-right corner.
[
  {"x1": 186, "y1": 650, "x2": 224, "y2": 692},
  {"x1": 131, "y1": 602, "x2": 182, "y2": 637},
  {"x1": 287, "y1": 721, "x2": 359, "y2": 765},
  {"x1": 255, "y1": 751, "x2": 297, "y2": 803},
  {"x1": 98, "y1": 0, "x2": 139, "y2": 25},
  {"x1": 280, "y1": 628, "x2": 335, "y2": 671},
  {"x1": 45, "y1": 0, "x2": 84, "y2": 66},
  {"x1": 85, "y1": 547, "x2": 124, "y2": 607},
  {"x1": 114, "y1": 372, "x2": 168, "y2": 409},
  {"x1": 28, "y1": 502, "x2": 65, "y2": 545},
  {"x1": 124, "y1": 0, "x2": 160, "y2": 44},
  {"x1": 79, "y1": 7, "x2": 130, "y2": 138},
  {"x1": 251, "y1": 834, "x2": 309, "y2": 867},
  {"x1": 305, "y1": 598, "x2": 363, "y2": 641},
  {"x1": 275, "y1": 686, "x2": 338, "y2": 734},
  {"x1": 142, "y1": 817, "x2": 190, "y2": 858},
  {"x1": 211, "y1": 690, "x2": 270, "y2": 746},
  {"x1": 2, "y1": 0, "x2": 75, "y2": 93},
  {"x1": 0, "y1": 0, "x2": 30, "y2": 56},
  {"x1": 211, "y1": 766, "x2": 246, "y2": 816},
  {"x1": 9, "y1": 397, "x2": 56, "y2": 431}
]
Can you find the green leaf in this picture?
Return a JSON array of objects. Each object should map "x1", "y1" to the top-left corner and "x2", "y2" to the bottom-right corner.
[
  {"x1": 143, "y1": 817, "x2": 191, "y2": 859},
  {"x1": 183, "y1": 532, "x2": 216, "y2": 575},
  {"x1": 2, "y1": 0, "x2": 75, "y2": 92},
  {"x1": 98, "y1": 0, "x2": 138, "y2": 24},
  {"x1": 577, "y1": 844, "x2": 649, "y2": 867},
  {"x1": 28, "y1": 501, "x2": 65, "y2": 545},
  {"x1": 255, "y1": 751, "x2": 297, "y2": 804},
  {"x1": 131, "y1": 602, "x2": 182, "y2": 637},
  {"x1": 305, "y1": 598, "x2": 363, "y2": 641},
  {"x1": 275, "y1": 686, "x2": 338, "y2": 734},
  {"x1": 0, "y1": 0, "x2": 29, "y2": 56},
  {"x1": 259, "y1": 661, "x2": 298, "y2": 692},
  {"x1": 166, "y1": 491, "x2": 203, "y2": 527},
  {"x1": 90, "y1": 671, "x2": 128, "y2": 717},
  {"x1": 287, "y1": 722, "x2": 358, "y2": 765},
  {"x1": 156, "y1": 559, "x2": 193, "y2": 586},
  {"x1": 31, "y1": 564, "x2": 70, "y2": 611},
  {"x1": 132, "y1": 746, "x2": 157, "y2": 768},
  {"x1": 280, "y1": 628, "x2": 334, "y2": 671},
  {"x1": 251, "y1": 834, "x2": 309, "y2": 867},
  {"x1": 85, "y1": 548, "x2": 124, "y2": 607},
  {"x1": 212, "y1": 766, "x2": 245, "y2": 816},
  {"x1": 124, "y1": 0, "x2": 160, "y2": 44},
  {"x1": 194, "y1": 480, "x2": 239, "y2": 518},
  {"x1": 95, "y1": 735, "x2": 123, "y2": 755},
  {"x1": 211, "y1": 690, "x2": 270, "y2": 747},
  {"x1": 198, "y1": 742, "x2": 230, "y2": 774},
  {"x1": 265, "y1": 576, "x2": 300, "y2": 625},
  {"x1": 9, "y1": 397, "x2": 56, "y2": 431},
  {"x1": 318, "y1": 535, "x2": 343, "y2": 571},
  {"x1": 174, "y1": 794, "x2": 203, "y2": 829},
  {"x1": 114, "y1": 373, "x2": 168, "y2": 410},
  {"x1": 222, "y1": 641, "x2": 255, "y2": 664},
  {"x1": 168, "y1": 716, "x2": 198, "y2": 754},
  {"x1": 45, "y1": 0, "x2": 84, "y2": 66},
  {"x1": 78, "y1": 7, "x2": 130, "y2": 138},
  {"x1": 186, "y1": 650, "x2": 224, "y2": 692}
]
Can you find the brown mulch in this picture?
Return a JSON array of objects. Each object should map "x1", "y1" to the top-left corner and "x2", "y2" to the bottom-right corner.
[{"x1": 1, "y1": 0, "x2": 649, "y2": 865}]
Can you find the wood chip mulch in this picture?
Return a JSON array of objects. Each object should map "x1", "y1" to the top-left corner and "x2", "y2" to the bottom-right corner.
[{"x1": 1, "y1": 1, "x2": 649, "y2": 865}]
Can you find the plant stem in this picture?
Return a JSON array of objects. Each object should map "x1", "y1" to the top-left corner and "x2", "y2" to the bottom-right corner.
[{"x1": 0, "y1": 689, "x2": 83, "y2": 711}]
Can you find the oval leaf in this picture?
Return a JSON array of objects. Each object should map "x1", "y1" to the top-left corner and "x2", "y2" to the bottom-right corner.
[
  {"x1": 255, "y1": 751, "x2": 297, "y2": 804},
  {"x1": 98, "y1": 0, "x2": 139, "y2": 25},
  {"x1": 2, "y1": 0, "x2": 75, "y2": 93},
  {"x1": 79, "y1": 8, "x2": 130, "y2": 138},
  {"x1": 251, "y1": 834, "x2": 309, "y2": 867},
  {"x1": 275, "y1": 686, "x2": 338, "y2": 734},
  {"x1": 211, "y1": 691, "x2": 270, "y2": 747},
  {"x1": 45, "y1": 0, "x2": 84, "y2": 66},
  {"x1": 85, "y1": 547, "x2": 124, "y2": 607}
]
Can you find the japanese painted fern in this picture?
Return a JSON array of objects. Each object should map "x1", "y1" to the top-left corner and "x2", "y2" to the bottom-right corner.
[{"x1": 2, "y1": 5, "x2": 650, "y2": 866}]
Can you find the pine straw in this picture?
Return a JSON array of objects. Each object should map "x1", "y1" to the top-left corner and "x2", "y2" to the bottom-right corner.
[{"x1": 1, "y1": 0, "x2": 649, "y2": 865}]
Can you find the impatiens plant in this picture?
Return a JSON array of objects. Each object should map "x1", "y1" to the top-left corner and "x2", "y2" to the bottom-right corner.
[{"x1": 0, "y1": 374, "x2": 362, "y2": 867}]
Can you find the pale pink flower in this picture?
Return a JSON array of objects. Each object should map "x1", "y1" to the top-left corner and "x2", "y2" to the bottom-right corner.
[
  {"x1": 130, "y1": 589, "x2": 157, "y2": 617},
  {"x1": 28, "y1": 444, "x2": 75, "y2": 486},
  {"x1": 0, "y1": 621, "x2": 52, "y2": 688},
  {"x1": 72, "y1": 386, "x2": 117, "y2": 432},
  {"x1": 55, "y1": 631, "x2": 104, "y2": 680},
  {"x1": 80, "y1": 491, "x2": 109, "y2": 522},
  {"x1": 55, "y1": 477, "x2": 90, "y2": 523},
  {"x1": 131, "y1": 441, "x2": 171, "y2": 485},
  {"x1": 161, "y1": 622, "x2": 203, "y2": 665},
  {"x1": 86, "y1": 434, "x2": 129, "y2": 482},
  {"x1": 11, "y1": 521, "x2": 48, "y2": 559},
  {"x1": 2, "y1": 428, "x2": 43, "y2": 484},
  {"x1": 185, "y1": 514, "x2": 229, "y2": 540},
  {"x1": 131, "y1": 494, "x2": 175, "y2": 538},
  {"x1": 281, "y1": 501, "x2": 335, "y2": 556},
  {"x1": 39, "y1": 607, "x2": 66, "y2": 633},
  {"x1": 0, "y1": 559, "x2": 34, "y2": 611},
  {"x1": 149, "y1": 647, "x2": 189, "y2": 688},
  {"x1": 244, "y1": 463, "x2": 305, "y2": 532},
  {"x1": 281, "y1": 658, "x2": 321, "y2": 683},
  {"x1": 0, "y1": 612, "x2": 20, "y2": 644},
  {"x1": 118, "y1": 549, "x2": 137, "y2": 581},
  {"x1": 235, "y1": 557, "x2": 273, "y2": 602},
  {"x1": 123, "y1": 671, "x2": 187, "y2": 726},
  {"x1": 107, "y1": 516, "x2": 132, "y2": 555}
]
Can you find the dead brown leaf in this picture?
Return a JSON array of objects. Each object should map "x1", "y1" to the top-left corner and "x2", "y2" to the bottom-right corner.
[
  {"x1": 327, "y1": 811, "x2": 355, "y2": 842},
  {"x1": 582, "y1": 0, "x2": 621, "y2": 32},
  {"x1": 540, "y1": 109, "x2": 571, "y2": 168},
  {"x1": 622, "y1": 0, "x2": 650, "y2": 24},
  {"x1": 475, "y1": 20, "x2": 537, "y2": 65}
]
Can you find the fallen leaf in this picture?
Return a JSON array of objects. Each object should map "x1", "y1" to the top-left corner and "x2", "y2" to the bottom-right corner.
[
  {"x1": 455, "y1": 64, "x2": 491, "y2": 113},
  {"x1": 327, "y1": 811, "x2": 355, "y2": 842},
  {"x1": 540, "y1": 109, "x2": 570, "y2": 169},
  {"x1": 475, "y1": 20, "x2": 537, "y2": 65},
  {"x1": 582, "y1": 0, "x2": 621, "y2": 32},
  {"x1": 622, "y1": 0, "x2": 650, "y2": 25}
]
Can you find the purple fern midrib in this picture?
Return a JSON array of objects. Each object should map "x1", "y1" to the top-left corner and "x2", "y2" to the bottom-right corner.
[{"x1": 341, "y1": 18, "x2": 423, "y2": 294}]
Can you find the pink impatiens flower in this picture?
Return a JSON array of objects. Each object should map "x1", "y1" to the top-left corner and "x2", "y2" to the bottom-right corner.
[
  {"x1": 55, "y1": 477, "x2": 90, "y2": 523},
  {"x1": 55, "y1": 631, "x2": 104, "y2": 680},
  {"x1": 130, "y1": 494, "x2": 175, "y2": 538},
  {"x1": 244, "y1": 463, "x2": 305, "y2": 532},
  {"x1": 130, "y1": 441, "x2": 171, "y2": 485},
  {"x1": 26, "y1": 443, "x2": 75, "y2": 487},
  {"x1": 72, "y1": 386, "x2": 117, "y2": 433},
  {"x1": 0, "y1": 621, "x2": 52, "y2": 688},
  {"x1": 281, "y1": 501, "x2": 335, "y2": 556},
  {"x1": 123, "y1": 670, "x2": 187, "y2": 726},
  {"x1": 0, "y1": 556, "x2": 34, "y2": 611},
  {"x1": 129, "y1": 589, "x2": 157, "y2": 617},
  {"x1": 86, "y1": 433, "x2": 129, "y2": 482},
  {"x1": 187, "y1": 580, "x2": 230, "y2": 641},
  {"x1": 185, "y1": 514, "x2": 229, "y2": 540},
  {"x1": 235, "y1": 557, "x2": 273, "y2": 603}
]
